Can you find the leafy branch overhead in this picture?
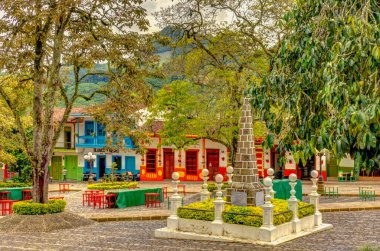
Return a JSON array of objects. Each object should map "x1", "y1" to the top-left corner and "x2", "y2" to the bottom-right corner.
[
  {"x1": 251, "y1": 0, "x2": 380, "y2": 173},
  {"x1": 0, "y1": 0, "x2": 158, "y2": 203}
]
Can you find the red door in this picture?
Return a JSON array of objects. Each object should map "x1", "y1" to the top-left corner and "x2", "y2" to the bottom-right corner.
[
  {"x1": 164, "y1": 149, "x2": 175, "y2": 179},
  {"x1": 206, "y1": 149, "x2": 219, "y2": 180}
]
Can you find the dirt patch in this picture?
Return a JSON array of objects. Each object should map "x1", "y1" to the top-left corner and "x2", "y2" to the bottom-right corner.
[{"x1": 0, "y1": 212, "x2": 95, "y2": 233}]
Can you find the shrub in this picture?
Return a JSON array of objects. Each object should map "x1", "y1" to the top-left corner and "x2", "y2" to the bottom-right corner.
[
  {"x1": 13, "y1": 199, "x2": 66, "y2": 215},
  {"x1": 177, "y1": 199, "x2": 215, "y2": 221},
  {"x1": 207, "y1": 182, "x2": 230, "y2": 192},
  {"x1": 0, "y1": 181, "x2": 32, "y2": 188},
  {"x1": 223, "y1": 204, "x2": 263, "y2": 227},
  {"x1": 178, "y1": 198, "x2": 302, "y2": 227},
  {"x1": 298, "y1": 201, "x2": 315, "y2": 218},
  {"x1": 87, "y1": 181, "x2": 138, "y2": 190}
]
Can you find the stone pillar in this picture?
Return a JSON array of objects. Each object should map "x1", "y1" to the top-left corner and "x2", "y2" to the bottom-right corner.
[
  {"x1": 167, "y1": 172, "x2": 182, "y2": 230},
  {"x1": 211, "y1": 174, "x2": 225, "y2": 236},
  {"x1": 288, "y1": 173, "x2": 301, "y2": 233},
  {"x1": 226, "y1": 166, "x2": 234, "y2": 185},
  {"x1": 200, "y1": 168, "x2": 210, "y2": 202},
  {"x1": 267, "y1": 168, "x2": 276, "y2": 198},
  {"x1": 261, "y1": 177, "x2": 274, "y2": 229},
  {"x1": 310, "y1": 170, "x2": 322, "y2": 226}
]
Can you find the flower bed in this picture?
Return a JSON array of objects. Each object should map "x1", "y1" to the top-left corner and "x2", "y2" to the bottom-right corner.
[
  {"x1": 0, "y1": 181, "x2": 32, "y2": 188},
  {"x1": 177, "y1": 198, "x2": 315, "y2": 227},
  {"x1": 13, "y1": 199, "x2": 66, "y2": 215},
  {"x1": 87, "y1": 181, "x2": 138, "y2": 190}
]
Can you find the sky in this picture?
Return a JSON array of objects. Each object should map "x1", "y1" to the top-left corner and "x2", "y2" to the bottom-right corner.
[{"x1": 142, "y1": 0, "x2": 178, "y2": 32}]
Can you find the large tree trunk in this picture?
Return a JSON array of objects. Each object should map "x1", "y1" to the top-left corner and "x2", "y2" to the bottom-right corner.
[{"x1": 32, "y1": 158, "x2": 50, "y2": 203}]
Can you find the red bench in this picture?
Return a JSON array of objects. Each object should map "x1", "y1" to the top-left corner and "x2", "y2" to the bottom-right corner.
[
  {"x1": 0, "y1": 200, "x2": 16, "y2": 215},
  {"x1": 0, "y1": 191, "x2": 11, "y2": 200},
  {"x1": 59, "y1": 183, "x2": 70, "y2": 193},
  {"x1": 145, "y1": 193, "x2": 161, "y2": 207},
  {"x1": 22, "y1": 190, "x2": 32, "y2": 200}
]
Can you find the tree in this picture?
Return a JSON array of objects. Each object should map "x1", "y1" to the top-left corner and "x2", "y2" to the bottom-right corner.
[
  {"x1": 0, "y1": 1, "x2": 157, "y2": 203},
  {"x1": 154, "y1": 0, "x2": 291, "y2": 161},
  {"x1": 0, "y1": 76, "x2": 33, "y2": 180},
  {"x1": 252, "y1": 0, "x2": 380, "y2": 175}
]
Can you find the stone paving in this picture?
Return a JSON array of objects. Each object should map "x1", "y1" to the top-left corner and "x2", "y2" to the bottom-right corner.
[
  {"x1": 46, "y1": 180, "x2": 380, "y2": 220},
  {"x1": 0, "y1": 210, "x2": 379, "y2": 251}
]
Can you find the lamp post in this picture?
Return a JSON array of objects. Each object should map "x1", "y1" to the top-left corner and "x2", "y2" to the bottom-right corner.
[
  {"x1": 84, "y1": 152, "x2": 96, "y2": 183},
  {"x1": 317, "y1": 149, "x2": 326, "y2": 194}
]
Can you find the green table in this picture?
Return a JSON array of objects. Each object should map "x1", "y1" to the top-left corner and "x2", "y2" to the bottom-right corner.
[
  {"x1": 113, "y1": 188, "x2": 163, "y2": 208},
  {"x1": 0, "y1": 187, "x2": 32, "y2": 200},
  {"x1": 271, "y1": 179, "x2": 302, "y2": 201}
]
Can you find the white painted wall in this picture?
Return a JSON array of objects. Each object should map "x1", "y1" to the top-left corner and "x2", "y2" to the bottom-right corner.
[
  {"x1": 338, "y1": 154, "x2": 354, "y2": 167},
  {"x1": 55, "y1": 123, "x2": 75, "y2": 148},
  {"x1": 285, "y1": 151, "x2": 296, "y2": 170}
]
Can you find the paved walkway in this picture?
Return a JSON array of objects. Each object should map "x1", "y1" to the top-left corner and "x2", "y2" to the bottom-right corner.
[
  {"x1": 0, "y1": 210, "x2": 379, "y2": 251},
  {"x1": 44, "y1": 180, "x2": 380, "y2": 220}
]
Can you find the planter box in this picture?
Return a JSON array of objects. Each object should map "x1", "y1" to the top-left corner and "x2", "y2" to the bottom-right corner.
[{"x1": 155, "y1": 215, "x2": 332, "y2": 246}]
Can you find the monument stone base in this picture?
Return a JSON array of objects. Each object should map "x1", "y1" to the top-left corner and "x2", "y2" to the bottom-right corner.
[{"x1": 155, "y1": 216, "x2": 332, "y2": 246}]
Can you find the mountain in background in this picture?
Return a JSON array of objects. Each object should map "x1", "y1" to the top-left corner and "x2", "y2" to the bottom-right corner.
[{"x1": 64, "y1": 26, "x2": 186, "y2": 106}]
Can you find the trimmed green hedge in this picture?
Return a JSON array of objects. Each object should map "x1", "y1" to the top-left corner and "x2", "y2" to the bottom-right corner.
[
  {"x1": 207, "y1": 183, "x2": 230, "y2": 192},
  {"x1": 177, "y1": 198, "x2": 314, "y2": 227},
  {"x1": 177, "y1": 199, "x2": 214, "y2": 221},
  {"x1": 298, "y1": 201, "x2": 315, "y2": 218},
  {"x1": 13, "y1": 199, "x2": 66, "y2": 215},
  {"x1": 87, "y1": 181, "x2": 138, "y2": 190},
  {"x1": 223, "y1": 199, "x2": 293, "y2": 227},
  {"x1": 0, "y1": 181, "x2": 32, "y2": 188}
]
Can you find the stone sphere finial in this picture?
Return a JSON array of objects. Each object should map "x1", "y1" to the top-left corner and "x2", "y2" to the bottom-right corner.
[
  {"x1": 227, "y1": 166, "x2": 234, "y2": 174},
  {"x1": 172, "y1": 172, "x2": 179, "y2": 180},
  {"x1": 289, "y1": 173, "x2": 297, "y2": 182},
  {"x1": 201, "y1": 168, "x2": 209, "y2": 177},
  {"x1": 263, "y1": 177, "x2": 272, "y2": 187},
  {"x1": 215, "y1": 174, "x2": 223, "y2": 183},
  {"x1": 267, "y1": 168, "x2": 274, "y2": 176},
  {"x1": 311, "y1": 170, "x2": 319, "y2": 178}
]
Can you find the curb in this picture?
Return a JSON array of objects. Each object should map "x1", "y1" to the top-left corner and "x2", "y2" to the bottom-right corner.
[
  {"x1": 89, "y1": 215, "x2": 169, "y2": 222},
  {"x1": 48, "y1": 189, "x2": 82, "y2": 193},
  {"x1": 302, "y1": 193, "x2": 380, "y2": 197},
  {"x1": 320, "y1": 206, "x2": 380, "y2": 212},
  {"x1": 88, "y1": 206, "x2": 380, "y2": 222}
]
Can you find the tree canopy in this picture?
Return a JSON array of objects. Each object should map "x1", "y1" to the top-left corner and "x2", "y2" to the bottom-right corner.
[
  {"x1": 252, "y1": 0, "x2": 380, "y2": 173},
  {"x1": 0, "y1": 0, "x2": 157, "y2": 202},
  {"x1": 153, "y1": 0, "x2": 288, "y2": 161}
]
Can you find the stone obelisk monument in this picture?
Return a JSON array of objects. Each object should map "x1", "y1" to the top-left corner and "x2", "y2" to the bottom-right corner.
[{"x1": 226, "y1": 96, "x2": 264, "y2": 206}]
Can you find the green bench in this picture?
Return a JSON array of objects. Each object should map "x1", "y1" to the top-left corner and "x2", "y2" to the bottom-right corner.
[
  {"x1": 324, "y1": 186, "x2": 339, "y2": 198},
  {"x1": 359, "y1": 186, "x2": 375, "y2": 201}
]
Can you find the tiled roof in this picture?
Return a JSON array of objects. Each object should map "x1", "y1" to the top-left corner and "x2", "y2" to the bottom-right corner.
[{"x1": 53, "y1": 107, "x2": 88, "y2": 122}]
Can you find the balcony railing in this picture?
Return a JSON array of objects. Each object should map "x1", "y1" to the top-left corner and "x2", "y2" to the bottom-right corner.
[
  {"x1": 76, "y1": 136, "x2": 106, "y2": 148},
  {"x1": 76, "y1": 135, "x2": 135, "y2": 149}
]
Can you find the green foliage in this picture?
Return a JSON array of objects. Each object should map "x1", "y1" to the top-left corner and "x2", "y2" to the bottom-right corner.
[
  {"x1": 150, "y1": 80, "x2": 201, "y2": 149},
  {"x1": 298, "y1": 201, "x2": 315, "y2": 219},
  {"x1": 252, "y1": 0, "x2": 380, "y2": 174},
  {"x1": 176, "y1": 198, "x2": 312, "y2": 227},
  {"x1": 177, "y1": 199, "x2": 215, "y2": 221},
  {"x1": 7, "y1": 149, "x2": 32, "y2": 182},
  {"x1": 87, "y1": 181, "x2": 138, "y2": 190},
  {"x1": 223, "y1": 199, "x2": 294, "y2": 226},
  {"x1": 0, "y1": 181, "x2": 32, "y2": 188},
  {"x1": 207, "y1": 183, "x2": 230, "y2": 192},
  {"x1": 13, "y1": 199, "x2": 66, "y2": 215},
  {"x1": 223, "y1": 204, "x2": 264, "y2": 227}
]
